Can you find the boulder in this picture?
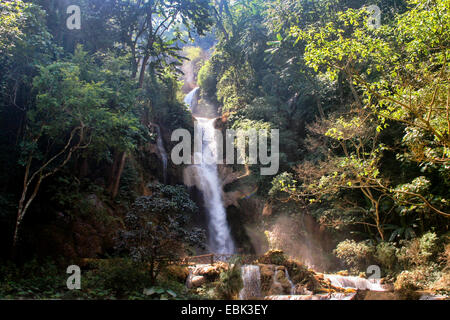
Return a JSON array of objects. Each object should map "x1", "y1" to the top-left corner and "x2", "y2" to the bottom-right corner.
[
  {"x1": 294, "y1": 284, "x2": 313, "y2": 295},
  {"x1": 191, "y1": 276, "x2": 207, "y2": 288}
]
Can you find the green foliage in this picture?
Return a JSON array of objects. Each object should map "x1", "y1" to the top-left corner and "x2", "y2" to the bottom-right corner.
[
  {"x1": 397, "y1": 232, "x2": 440, "y2": 269},
  {"x1": 298, "y1": 0, "x2": 450, "y2": 217},
  {"x1": 0, "y1": 259, "x2": 66, "y2": 299},
  {"x1": 87, "y1": 258, "x2": 152, "y2": 297},
  {"x1": 394, "y1": 265, "x2": 442, "y2": 296},
  {"x1": 198, "y1": 60, "x2": 218, "y2": 101},
  {"x1": 0, "y1": 258, "x2": 197, "y2": 300},
  {"x1": 116, "y1": 184, "x2": 205, "y2": 284},
  {"x1": 334, "y1": 239, "x2": 374, "y2": 273},
  {"x1": 0, "y1": 0, "x2": 28, "y2": 57},
  {"x1": 215, "y1": 258, "x2": 243, "y2": 300},
  {"x1": 258, "y1": 249, "x2": 287, "y2": 266},
  {"x1": 374, "y1": 242, "x2": 398, "y2": 272}
]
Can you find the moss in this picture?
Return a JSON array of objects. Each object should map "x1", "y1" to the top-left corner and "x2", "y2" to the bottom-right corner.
[
  {"x1": 258, "y1": 250, "x2": 287, "y2": 265},
  {"x1": 215, "y1": 263, "x2": 243, "y2": 300},
  {"x1": 164, "y1": 265, "x2": 190, "y2": 283}
]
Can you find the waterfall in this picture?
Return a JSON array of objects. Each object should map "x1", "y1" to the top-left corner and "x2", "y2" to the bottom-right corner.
[
  {"x1": 154, "y1": 125, "x2": 168, "y2": 184},
  {"x1": 239, "y1": 265, "x2": 262, "y2": 300},
  {"x1": 272, "y1": 267, "x2": 295, "y2": 295},
  {"x1": 285, "y1": 269, "x2": 296, "y2": 295},
  {"x1": 194, "y1": 118, "x2": 235, "y2": 254},
  {"x1": 324, "y1": 274, "x2": 387, "y2": 291},
  {"x1": 185, "y1": 88, "x2": 235, "y2": 254},
  {"x1": 185, "y1": 87, "x2": 200, "y2": 112}
]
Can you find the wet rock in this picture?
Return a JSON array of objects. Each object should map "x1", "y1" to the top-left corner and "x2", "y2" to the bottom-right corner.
[
  {"x1": 294, "y1": 284, "x2": 313, "y2": 295},
  {"x1": 265, "y1": 293, "x2": 357, "y2": 300},
  {"x1": 258, "y1": 250, "x2": 287, "y2": 265},
  {"x1": 268, "y1": 282, "x2": 284, "y2": 296},
  {"x1": 354, "y1": 291, "x2": 403, "y2": 300},
  {"x1": 262, "y1": 203, "x2": 272, "y2": 216},
  {"x1": 258, "y1": 264, "x2": 275, "y2": 294},
  {"x1": 192, "y1": 263, "x2": 228, "y2": 280},
  {"x1": 419, "y1": 294, "x2": 449, "y2": 300},
  {"x1": 191, "y1": 276, "x2": 206, "y2": 288}
]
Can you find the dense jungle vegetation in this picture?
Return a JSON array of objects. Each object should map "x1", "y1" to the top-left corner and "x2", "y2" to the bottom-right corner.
[{"x1": 0, "y1": 0, "x2": 448, "y2": 299}]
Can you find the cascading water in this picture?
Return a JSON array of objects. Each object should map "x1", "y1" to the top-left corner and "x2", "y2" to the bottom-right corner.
[
  {"x1": 272, "y1": 267, "x2": 295, "y2": 295},
  {"x1": 194, "y1": 118, "x2": 235, "y2": 254},
  {"x1": 185, "y1": 88, "x2": 235, "y2": 254},
  {"x1": 239, "y1": 265, "x2": 262, "y2": 300},
  {"x1": 154, "y1": 124, "x2": 168, "y2": 184},
  {"x1": 324, "y1": 274, "x2": 386, "y2": 291},
  {"x1": 285, "y1": 269, "x2": 296, "y2": 295},
  {"x1": 184, "y1": 87, "x2": 200, "y2": 113}
]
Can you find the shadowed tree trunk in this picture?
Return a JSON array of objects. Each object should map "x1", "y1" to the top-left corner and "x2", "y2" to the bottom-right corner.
[{"x1": 108, "y1": 152, "x2": 127, "y2": 199}]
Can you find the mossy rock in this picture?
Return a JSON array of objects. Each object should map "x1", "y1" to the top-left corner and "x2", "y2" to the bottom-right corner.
[
  {"x1": 283, "y1": 259, "x2": 310, "y2": 283},
  {"x1": 165, "y1": 265, "x2": 190, "y2": 283},
  {"x1": 258, "y1": 250, "x2": 287, "y2": 265},
  {"x1": 258, "y1": 264, "x2": 275, "y2": 295}
]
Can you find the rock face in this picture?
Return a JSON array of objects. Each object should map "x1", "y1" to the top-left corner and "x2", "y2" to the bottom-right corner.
[{"x1": 32, "y1": 194, "x2": 123, "y2": 262}]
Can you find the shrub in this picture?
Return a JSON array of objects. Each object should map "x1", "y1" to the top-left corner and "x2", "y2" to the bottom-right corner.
[
  {"x1": 394, "y1": 265, "x2": 441, "y2": 297},
  {"x1": 394, "y1": 270, "x2": 421, "y2": 298},
  {"x1": 215, "y1": 260, "x2": 243, "y2": 300},
  {"x1": 397, "y1": 232, "x2": 439, "y2": 268},
  {"x1": 87, "y1": 258, "x2": 153, "y2": 297},
  {"x1": 440, "y1": 243, "x2": 450, "y2": 270},
  {"x1": 334, "y1": 240, "x2": 374, "y2": 273},
  {"x1": 258, "y1": 250, "x2": 287, "y2": 266},
  {"x1": 115, "y1": 184, "x2": 205, "y2": 284},
  {"x1": 198, "y1": 60, "x2": 218, "y2": 101},
  {"x1": 0, "y1": 259, "x2": 66, "y2": 299},
  {"x1": 375, "y1": 242, "x2": 398, "y2": 273},
  {"x1": 164, "y1": 265, "x2": 190, "y2": 283}
]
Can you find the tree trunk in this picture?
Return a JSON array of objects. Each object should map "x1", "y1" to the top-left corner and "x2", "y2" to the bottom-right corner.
[
  {"x1": 139, "y1": 55, "x2": 150, "y2": 89},
  {"x1": 345, "y1": 72, "x2": 363, "y2": 108},
  {"x1": 111, "y1": 152, "x2": 127, "y2": 199},
  {"x1": 315, "y1": 94, "x2": 325, "y2": 118},
  {"x1": 79, "y1": 157, "x2": 89, "y2": 178},
  {"x1": 375, "y1": 200, "x2": 385, "y2": 241},
  {"x1": 11, "y1": 216, "x2": 23, "y2": 260}
]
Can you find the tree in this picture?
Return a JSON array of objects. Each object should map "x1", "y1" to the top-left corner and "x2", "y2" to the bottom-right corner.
[
  {"x1": 116, "y1": 184, "x2": 205, "y2": 284},
  {"x1": 0, "y1": 1, "x2": 27, "y2": 58},
  {"x1": 272, "y1": 107, "x2": 391, "y2": 240},
  {"x1": 296, "y1": 1, "x2": 449, "y2": 219},
  {"x1": 107, "y1": 0, "x2": 213, "y2": 87},
  {"x1": 12, "y1": 47, "x2": 144, "y2": 254}
]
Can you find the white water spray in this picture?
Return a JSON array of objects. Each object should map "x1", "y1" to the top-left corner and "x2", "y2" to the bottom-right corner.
[
  {"x1": 239, "y1": 265, "x2": 262, "y2": 300},
  {"x1": 324, "y1": 274, "x2": 387, "y2": 291},
  {"x1": 185, "y1": 88, "x2": 235, "y2": 254},
  {"x1": 184, "y1": 87, "x2": 200, "y2": 112}
]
